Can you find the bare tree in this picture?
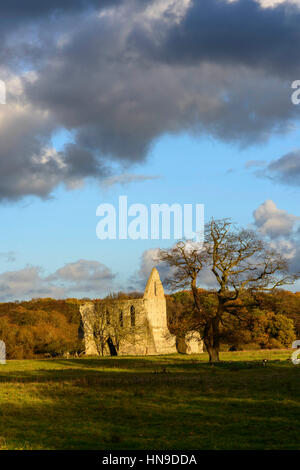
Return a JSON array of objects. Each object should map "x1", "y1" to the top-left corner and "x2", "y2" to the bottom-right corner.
[
  {"x1": 93, "y1": 302, "x2": 145, "y2": 356},
  {"x1": 159, "y1": 240, "x2": 208, "y2": 312},
  {"x1": 160, "y1": 218, "x2": 298, "y2": 362},
  {"x1": 93, "y1": 303, "x2": 110, "y2": 356}
]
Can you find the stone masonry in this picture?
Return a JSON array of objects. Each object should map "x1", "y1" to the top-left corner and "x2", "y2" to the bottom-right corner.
[{"x1": 79, "y1": 267, "x2": 203, "y2": 356}]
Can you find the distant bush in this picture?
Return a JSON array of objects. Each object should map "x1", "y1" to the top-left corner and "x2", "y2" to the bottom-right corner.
[{"x1": 0, "y1": 299, "x2": 82, "y2": 359}]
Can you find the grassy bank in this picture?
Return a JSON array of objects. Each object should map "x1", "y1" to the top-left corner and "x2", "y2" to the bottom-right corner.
[{"x1": 0, "y1": 350, "x2": 299, "y2": 450}]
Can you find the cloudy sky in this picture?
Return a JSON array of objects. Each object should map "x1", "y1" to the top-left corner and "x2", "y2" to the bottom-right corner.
[{"x1": 0, "y1": 0, "x2": 299, "y2": 300}]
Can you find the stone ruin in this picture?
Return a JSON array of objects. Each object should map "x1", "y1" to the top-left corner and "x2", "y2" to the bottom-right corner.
[{"x1": 79, "y1": 267, "x2": 203, "y2": 356}]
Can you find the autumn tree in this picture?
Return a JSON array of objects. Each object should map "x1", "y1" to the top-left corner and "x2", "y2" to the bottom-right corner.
[{"x1": 160, "y1": 218, "x2": 298, "y2": 362}]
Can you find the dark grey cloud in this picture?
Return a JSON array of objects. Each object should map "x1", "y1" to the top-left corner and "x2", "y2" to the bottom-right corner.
[
  {"x1": 0, "y1": 0, "x2": 128, "y2": 21},
  {"x1": 258, "y1": 150, "x2": 300, "y2": 186},
  {"x1": 1, "y1": 0, "x2": 300, "y2": 200},
  {"x1": 0, "y1": 112, "x2": 108, "y2": 201},
  {"x1": 0, "y1": 1, "x2": 149, "y2": 71},
  {"x1": 0, "y1": 86, "x2": 109, "y2": 201},
  {"x1": 25, "y1": 9, "x2": 298, "y2": 162},
  {"x1": 136, "y1": 0, "x2": 300, "y2": 76}
]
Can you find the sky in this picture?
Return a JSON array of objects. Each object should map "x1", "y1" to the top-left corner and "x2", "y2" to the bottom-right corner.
[{"x1": 0, "y1": 0, "x2": 299, "y2": 300}]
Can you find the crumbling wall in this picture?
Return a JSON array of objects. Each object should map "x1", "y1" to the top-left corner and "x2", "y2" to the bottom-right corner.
[
  {"x1": 80, "y1": 299, "x2": 148, "y2": 356},
  {"x1": 79, "y1": 268, "x2": 202, "y2": 356}
]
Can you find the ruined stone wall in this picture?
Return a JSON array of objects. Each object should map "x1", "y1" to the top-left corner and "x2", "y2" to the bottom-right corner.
[
  {"x1": 80, "y1": 298, "x2": 147, "y2": 356},
  {"x1": 79, "y1": 267, "x2": 202, "y2": 356},
  {"x1": 80, "y1": 302, "x2": 98, "y2": 355}
]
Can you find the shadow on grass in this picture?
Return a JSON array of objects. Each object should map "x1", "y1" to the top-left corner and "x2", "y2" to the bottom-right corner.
[
  {"x1": 0, "y1": 357, "x2": 296, "y2": 390},
  {"x1": 0, "y1": 352, "x2": 299, "y2": 449},
  {"x1": 1, "y1": 368, "x2": 300, "y2": 450}
]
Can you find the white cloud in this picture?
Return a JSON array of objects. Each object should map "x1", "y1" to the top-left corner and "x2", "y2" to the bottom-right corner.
[
  {"x1": 257, "y1": 0, "x2": 300, "y2": 8},
  {"x1": 102, "y1": 173, "x2": 159, "y2": 187},
  {"x1": 48, "y1": 259, "x2": 116, "y2": 294},
  {"x1": 0, "y1": 259, "x2": 116, "y2": 301},
  {"x1": 269, "y1": 239, "x2": 297, "y2": 260},
  {"x1": 0, "y1": 266, "x2": 65, "y2": 301},
  {"x1": 228, "y1": 0, "x2": 300, "y2": 7},
  {"x1": 245, "y1": 159, "x2": 266, "y2": 169},
  {"x1": 143, "y1": 0, "x2": 192, "y2": 23},
  {"x1": 135, "y1": 245, "x2": 217, "y2": 292},
  {"x1": 138, "y1": 248, "x2": 162, "y2": 281},
  {"x1": 253, "y1": 200, "x2": 299, "y2": 238},
  {"x1": 252, "y1": 200, "x2": 300, "y2": 283}
]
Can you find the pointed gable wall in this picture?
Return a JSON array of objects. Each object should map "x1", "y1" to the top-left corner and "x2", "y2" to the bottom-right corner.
[
  {"x1": 143, "y1": 267, "x2": 165, "y2": 300},
  {"x1": 143, "y1": 268, "x2": 177, "y2": 353}
]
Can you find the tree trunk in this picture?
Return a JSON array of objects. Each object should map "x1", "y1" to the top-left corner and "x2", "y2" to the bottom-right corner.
[
  {"x1": 191, "y1": 276, "x2": 202, "y2": 313},
  {"x1": 204, "y1": 317, "x2": 220, "y2": 362},
  {"x1": 206, "y1": 345, "x2": 220, "y2": 362},
  {"x1": 191, "y1": 278, "x2": 221, "y2": 362}
]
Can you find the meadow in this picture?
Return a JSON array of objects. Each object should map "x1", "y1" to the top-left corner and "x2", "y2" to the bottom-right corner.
[{"x1": 0, "y1": 350, "x2": 299, "y2": 450}]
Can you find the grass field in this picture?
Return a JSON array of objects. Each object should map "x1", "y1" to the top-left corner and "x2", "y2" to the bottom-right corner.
[{"x1": 0, "y1": 349, "x2": 299, "y2": 450}]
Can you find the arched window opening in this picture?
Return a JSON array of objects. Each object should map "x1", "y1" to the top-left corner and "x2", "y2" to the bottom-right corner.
[
  {"x1": 119, "y1": 310, "x2": 123, "y2": 327},
  {"x1": 106, "y1": 309, "x2": 110, "y2": 325},
  {"x1": 154, "y1": 281, "x2": 157, "y2": 296},
  {"x1": 130, "y1": 305, "x2": 135, "y2": 327}
]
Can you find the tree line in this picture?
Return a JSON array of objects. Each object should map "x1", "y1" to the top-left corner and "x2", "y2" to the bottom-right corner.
[
  {"x1": 0, "y1": 288, "x2": 298, "y2": 359},
  {"x1": 0, "y1": 218, "x2": 299, "y2": 360}
]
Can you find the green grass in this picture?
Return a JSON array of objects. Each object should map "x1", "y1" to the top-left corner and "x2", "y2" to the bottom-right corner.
[{"x1": 0, "y1": 350, "x2": 299, "y2": 450}]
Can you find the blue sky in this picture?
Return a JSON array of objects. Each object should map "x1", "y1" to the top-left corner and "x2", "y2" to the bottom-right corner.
[
  {"x1": 0, "y1": 0, "x2": 299, "y2": 299},
  {"x1": 0, "y1": 123, "x2": 299, "y2": 297}
]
